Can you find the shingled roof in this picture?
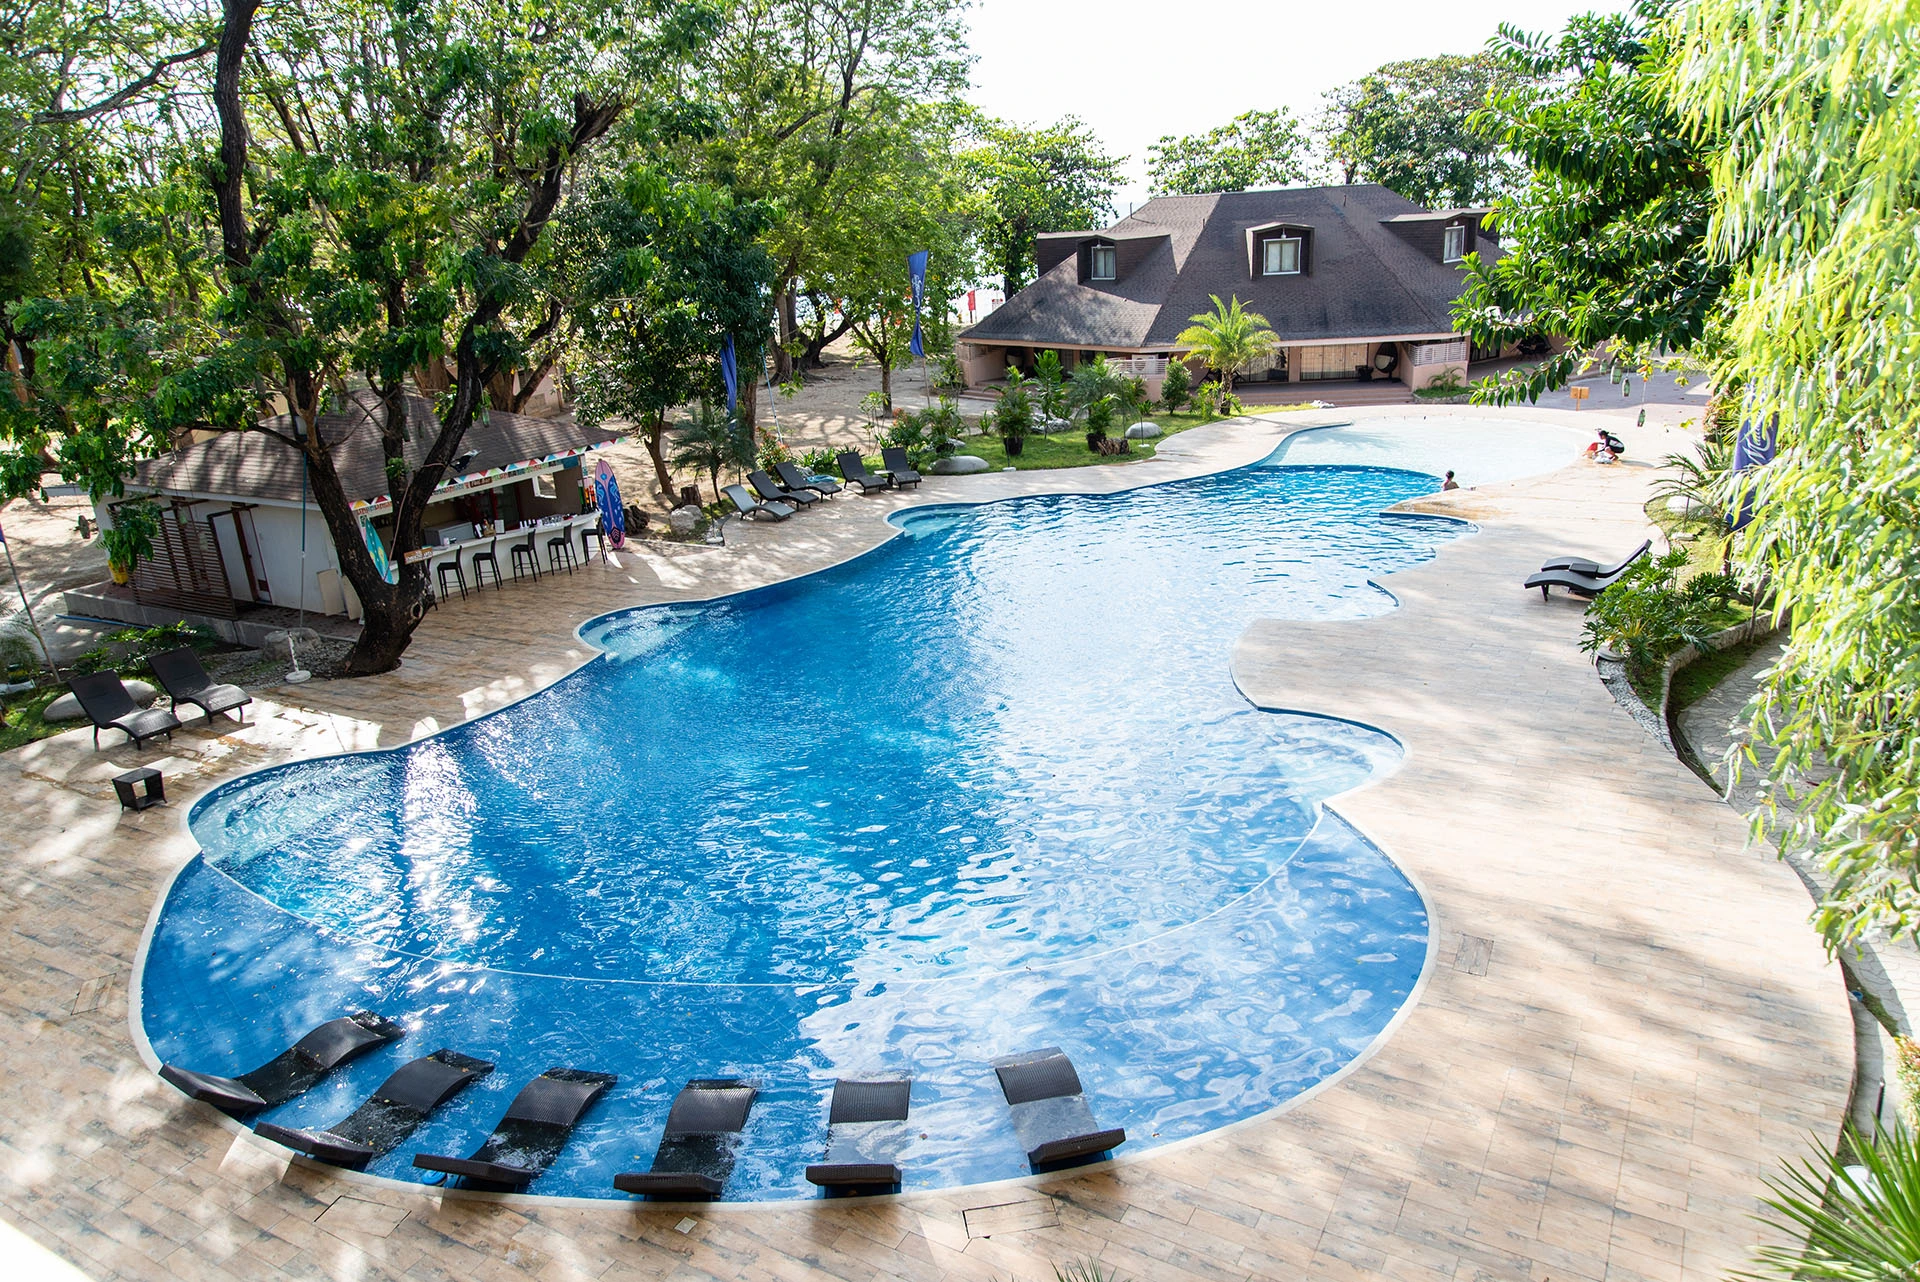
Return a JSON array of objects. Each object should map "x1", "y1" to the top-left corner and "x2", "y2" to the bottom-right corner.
[
  {"x1": 130, "y1": 393, "x2": 614, "y2": 508},
  {"x1": 962, "y1": 184, "x2": 1498, "y2": 350}
]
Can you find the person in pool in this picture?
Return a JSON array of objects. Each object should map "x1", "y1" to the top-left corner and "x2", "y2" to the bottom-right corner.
[{"x1": 1440, "y1": 470, "x2": 1460, "y2": 491}]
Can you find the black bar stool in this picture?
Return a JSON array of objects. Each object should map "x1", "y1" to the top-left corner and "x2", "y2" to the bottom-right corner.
[
  {"x1": 508, "y1": 530, "x2": 541, "y2": 582},
  {"x1": 581, "y1": 524, "x2": 607, "y2": 560},
  {"x1": 470, "y1": 537, "x2": 503, "y2": 591},
  {"x1": 545, "y1": 527, "x2": 577, "y2": 576},
  {"x1": 436, "y1": 554, "x2": 468, "y2": 601}
]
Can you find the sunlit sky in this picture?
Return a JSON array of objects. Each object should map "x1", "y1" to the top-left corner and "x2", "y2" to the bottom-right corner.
[{"x1": 965, "y1": 0, "x2": 1628, "y2": 211}]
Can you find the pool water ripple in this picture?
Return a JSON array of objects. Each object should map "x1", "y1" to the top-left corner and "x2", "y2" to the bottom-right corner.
[{"x1": 140, "y1": 454, "x2": 1464, "y2": 1200}]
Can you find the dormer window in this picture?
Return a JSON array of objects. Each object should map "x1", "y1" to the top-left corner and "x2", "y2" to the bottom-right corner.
[
  {"x1": 1263, "y1": 237, "x2": 1302, "y2": 276},
  {"x1": 1090, "y1": 245, "x2": 1116, "y2": 281},
  {"x1": 1442, "y1": 225, "x2": 1467, "y2": 263}
]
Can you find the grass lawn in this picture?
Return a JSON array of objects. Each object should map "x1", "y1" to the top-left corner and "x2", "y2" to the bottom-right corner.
[
  {"x1": 1670, "y1": 629, "x2": 1773, "y2": 712},
  {"x1": 0, "y1": 685, "x2": 66, "y2": 752},
  {"x1": 951, "y1": 403, "x2": 1309, "y2": 472}
]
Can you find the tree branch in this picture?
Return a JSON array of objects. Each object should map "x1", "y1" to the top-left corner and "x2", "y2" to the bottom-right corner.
[{"x1": 33, "y1": 41, "x2": 218, "y2": 124}]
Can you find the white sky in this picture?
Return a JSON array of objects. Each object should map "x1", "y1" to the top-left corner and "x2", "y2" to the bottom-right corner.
[{"x1": 966, "y1": 0, "x2": 1627, "y2": 210}]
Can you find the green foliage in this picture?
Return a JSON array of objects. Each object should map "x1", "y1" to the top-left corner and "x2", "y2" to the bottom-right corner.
[
  {"x1": 932, "y1": 353, "x2": 964, "y2": 389},
  {"x1": 101, "y1": 498, "x2": 159, "y2": 571},
  {"x1": 69, "y1": 621, "x2": 216, "y2": 678},
  {"x1": 1578, "y1": 549, "x2": 1733, "y2": 685},
  {"x1": 992, "y1": 368, "x2": 1035, "y2": 443},
  {"x1": 1052, "y1": 1261, "x2": 1123, "y2": 1282},
  {"x1": 797, "y1": 447, "x2": 837, "y2": 474},
  {"x1": 1737, "y1": 1124, "x2": 1920, "y2": 1280},
  {"x1": 958, "y1": 115, "x2": 1123, "y2": 294},
  {"x1": 1454, "y1": 3, "x2": 1728, "y2": 405},
  {"x1": 1315, "y1": 54, "x2": 1527, "y2": 206},
  {"x1": 668, "y1": 401, "x2": 756, "y2": 503},
  {"x1": 1669, "y1": 0, "x2": 1920, "y2": 945},
  {"x1": 1067, "y1": 356, "x2": 1127, "y2": 437},
  {"x1": 1191, "y1": 380, "x2": 1243, "y2": 420},
  {"x1": 1158, "y1": 360, "x2": 1191, "y2": 413},
  {"x1": 882, "y1": 400, "x2": 962, "y2": 470},
  {"x1": 1146, "y1": 109, "x2": 1308, "y2": 196},
  {"x1": 1032, "y1": 350, "x2": 1070, "y2": 420},
  {"x1": 1419, "y1": 368, "x2": 1466, "y2": 397},
  {"x1": 0, "y1": 625, "x2": 40, "y2": 681},
  {"x1": 1172, "y1": 295, "x2": 1279, "y2": 395},
  {"x1": 756, "y1": 435, "x2": 793, "y2": 472},
  {"x1": 1649, "y1": 433, "x2": 1734, "y2": 532}
]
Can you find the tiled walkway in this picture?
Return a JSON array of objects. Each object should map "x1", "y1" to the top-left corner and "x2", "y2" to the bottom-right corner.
[{"x1": 0, "y1": 407, "x2": 1849, "y2": 1282}]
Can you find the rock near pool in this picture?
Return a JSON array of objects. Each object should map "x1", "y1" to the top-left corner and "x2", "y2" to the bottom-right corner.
[
  {"x1": 1123, "y1": 421, "x2": 1163, "y2": 440},
  {"x1": 930, "y1": 455, "x2": 989, "y2": 475},
  {"x1": 44, "y1": 678, "x2": 159, "y2": 722},
  {"x1": 668, "y1": 505, "x2": 701, "y2": 535}
]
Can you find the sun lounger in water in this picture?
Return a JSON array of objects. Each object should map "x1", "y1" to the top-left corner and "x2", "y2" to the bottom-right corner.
[
  {"x1": 158, "y1": 1011, "x2": 404, "y2": 1118},
  {"x1": 1536, "y1": 537, "x2": 1650, "y2": 579},
  {"x1": 804, "y1": 1078, "x2": 912, "y2": 1192},
  {"x1": 991, "y1": 1047, "x2": 1127, "y2": 1169},
  {"x1": 254, "y1": 1049, "x2": 493, "y2": 1169},
  {"x1": 613, "y1": 1078, "x2": 757, "y2": 1200},
  {"x1": 69, "y1": 671, "x2": 181, "y2": 749},
  {"x1": 148, "y1": 646, "x2": 253, "y2": 724},
  {"x1": 412, "y1": 1067, "x2": 616, "y2": 1191}
]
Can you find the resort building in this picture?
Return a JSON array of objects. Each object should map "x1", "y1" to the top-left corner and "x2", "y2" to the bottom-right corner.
[
  {"x1": 957, "y1": 184, "x2": 1514, "y2": 400},
  {"x1": 72, "y1": 393, "x2": 614, "y2": 643}
]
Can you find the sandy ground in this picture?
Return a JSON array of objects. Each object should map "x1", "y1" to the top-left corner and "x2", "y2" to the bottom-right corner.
[{"x1": 0, "y1": 488, "x2": 110, "y2": 664}]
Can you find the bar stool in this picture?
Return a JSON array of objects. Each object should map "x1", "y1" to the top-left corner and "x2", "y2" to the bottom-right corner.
[
  {"x1": 469, "y1": 537, "x2": 503, "y2": 591},
  {"x1": 508, "y1": 530, "x2": 541, "y2": 582},
  {"x1": 435, "y1": 551, "x2": 468, "y2": 601},
  {"x1": 545, "y1": 526, "x2": 577, "y2": 576},
  {"x1": 581, "y1": 523, "x2": 607, "y2": 560}
]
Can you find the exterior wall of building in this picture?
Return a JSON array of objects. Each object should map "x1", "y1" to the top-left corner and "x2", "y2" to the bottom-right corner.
[{"x1": 1398, "y1": 338, "x2": 1470, "y2": 391}]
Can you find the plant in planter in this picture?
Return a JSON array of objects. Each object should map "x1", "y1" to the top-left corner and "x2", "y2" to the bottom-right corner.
[
  {"x1": 1577, "y1": 550, "x2": 1736, "y2": 689},
  {"x1": 994, "y1": 369, "x2": 1035, "y2": 457},
  {"x1": 101, "y1": 500, "x2": 160, "y2": 584},
  {"x1": 1082, "y1": 395, "x2": 1116, "y2": 450}
]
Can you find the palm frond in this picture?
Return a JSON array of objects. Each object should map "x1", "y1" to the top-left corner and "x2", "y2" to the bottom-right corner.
[{"x1": 1736, "y1": 1124, "x2": 1920, "y2": 1280}]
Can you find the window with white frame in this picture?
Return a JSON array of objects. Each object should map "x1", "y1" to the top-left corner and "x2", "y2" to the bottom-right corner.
[
  {"x1": 1090, "y1": 244, "x2": 1116, "y2": 280},
  {"x1": 1262, "y1": 236, "x2": 1302, "y2": 275},
  {"x1": 1442, "y1": 224, "x2": 1467, "y2": 262}
]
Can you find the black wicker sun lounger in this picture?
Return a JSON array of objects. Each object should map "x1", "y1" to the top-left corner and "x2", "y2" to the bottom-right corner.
[
  {"x1": 613, "y1": 1078, "x2": 758, "y2": 1200},
  {"x1": 149, "y1": 646, "x2": 253, "y2": 725},
  {"x1": 879, "y1": 448, "x2": 922, "y2": 489},
  {"x1": 158, "y1": 1011, "x2": 405, "y2": 1118},
  {"x1": 254, "y1": 1049, "x2": 493, "y2": 1169},
  {"x1": 805, "y1": 1077, "x2": 912, "y2": 1193},
  {"x1": 1536, "y1": 537, "x2": 1651, "y2": 579},
  {"x1": 1523, "y1": 559, "x2": 1639, "y2": 601},
  {"x1": 749, "y1": 469, "x2": 820, "y2": 508},
  {"x1": 836, "y1": 451, "x2": 894, "y2": 493},
  {"x1": 991, "y1": 1047, "x2": 1127, "y2": 1169},
  {"x1": 774, "y1": 460, "x2": 842, "y2": 498},
  {"x1": 412, "y1": 1067, "x2": 616, "y2": 1192},
  {"x1": 69, "y1": 671, "x2": 182, "y2": 749},
  {"x1": 724, "y1": 483, "x2": 793, "y2": 522}
]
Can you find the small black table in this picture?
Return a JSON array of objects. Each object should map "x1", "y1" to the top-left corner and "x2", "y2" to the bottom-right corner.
[{"x1": 113, "y1": 767, "x2": 166, "y2": 812}]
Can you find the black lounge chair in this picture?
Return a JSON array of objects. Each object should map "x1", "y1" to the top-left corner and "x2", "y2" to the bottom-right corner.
[
  {"x1": 805, "y1": 1078, "x2": 911, "y2": 1193},
  {"x1": 412, "y1": 1066, "x2": 616, "y2": 1191},
  {"x1": 613, "y1": 1078, "x2": 757, "y2": 1200},
  {"x1": 1537, "y1": 537, "x2": 1651, "y2": 579},
  {"x1": 69, "y1": 671, "x2": 182, "y2": 749},
  {"x1": 879, "y1": 448, "x2": 922, "y2": 488},
  {"x1": 774, "y1": 460, "x2": 842, "y2": 498},
  {"x1": 990, "y1": 1047, "x2": 1127, "y2": 1169},
  {"x1": 748, "y1": 469, "x2": 820, "y2": 508},
  {"x1": 1524, "y1": 560, "x2": 1639, "y2": 601},
  {"x1": 724, "y1": 483, "x2": 793, "y2": 522},
  {"x1": 255, "y1": 1049, "x2": 493, "y2": 1169},
  {"x1": 158, "y1": 1011, "x2": 404, "y2": 1118},
  {"x1": 149, "y1": 646, "x2": 253, "y2": 725},
  {"x1": 836, "y1": 451, "x2": 894, "y2": 493}
]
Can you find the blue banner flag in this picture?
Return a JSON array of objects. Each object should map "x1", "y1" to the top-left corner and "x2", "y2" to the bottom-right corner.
[
  {"x1": 1730, "y1": 411, "x2": 1778, "y2": 531},
  {"x1": 720, "y1": 334, "x2": 739, "y2": 418},
  {"x1": 907, "y1": 250, "x2": 929, "y2": 358}
]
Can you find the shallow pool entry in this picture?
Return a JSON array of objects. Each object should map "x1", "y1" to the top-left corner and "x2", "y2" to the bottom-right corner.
[{"x1": 140, "y1": 446, "x2": 1494, "y2": 1199}]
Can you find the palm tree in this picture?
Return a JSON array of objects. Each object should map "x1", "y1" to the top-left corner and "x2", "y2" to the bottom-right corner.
[
  {"x1": 1173, "y1": 295, "x2": 1280, "y2": 397},
  {"x1": 668, "y1": 400, "x2": 755, "y2": 503}
]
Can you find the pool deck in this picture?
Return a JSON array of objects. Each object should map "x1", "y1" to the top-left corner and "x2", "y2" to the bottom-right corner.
[{"x1": 0, "y1": 405, "x2": 1850, "y2": 1282}]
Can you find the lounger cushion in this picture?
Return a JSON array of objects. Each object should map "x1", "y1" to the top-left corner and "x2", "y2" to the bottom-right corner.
[
  {"x1": 612, "y1": 1171, "x2": 724, "y2": 1197},
  {"x1": 992, "y1": 1048, "x2": 1082, "y2": 1105},
  {"x1": 292, "y1": 1013, "x2": 406, "y2": 1069},
  {"x1": 504, "y1": 1071, "x2": 615, "y2": 1126},
  {"x1": 664, "y1": 1080, "x2": 756, "y2": 1137},
  {"x1": 805, "y1": 1161, "x2": 901, "y2": 1187},
  {"x1": 377, "y1": 1052, "x2": 492, "y2": 1114},
  {"x1": 827, "y1": 1079, "x2": 911, "y2": 1125}
]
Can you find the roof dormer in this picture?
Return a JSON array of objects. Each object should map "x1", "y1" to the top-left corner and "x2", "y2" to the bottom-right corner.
[
  {"x1": 1381, "y1": 208, "x2": 1490, "y2": 264},
  {"x1": 1246, "y1": 222, "x2": 1314, "y2": 278}
]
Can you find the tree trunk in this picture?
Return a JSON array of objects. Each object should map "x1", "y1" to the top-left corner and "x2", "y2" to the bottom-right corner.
[
  {"x1": 643, "y1": 417, "x2": 676, "y2": 501},
  {"x1": 879, "y1": 355, "x2": 893, "y2": 409},
  {"x1": 771, "y1": 284, "x2": 796, "y2": 382}
]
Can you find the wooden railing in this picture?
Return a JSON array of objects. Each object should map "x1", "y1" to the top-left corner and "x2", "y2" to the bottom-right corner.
[{"x1": 129, "y1": 507, "x2": 237, "y2": 619}]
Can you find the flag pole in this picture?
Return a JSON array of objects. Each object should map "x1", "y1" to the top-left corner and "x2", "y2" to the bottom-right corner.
[{"x1": 1, "y1": 517, "x2": 59, "y2": 680}]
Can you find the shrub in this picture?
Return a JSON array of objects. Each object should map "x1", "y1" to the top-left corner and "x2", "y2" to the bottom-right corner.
[
  {"x1": 102, "y1": 499, "x2": 160, "y2": 572},
  {"x1": 993, "y1": 369, "x2": 1035, "y2": 445},
  {"x1": 1192, "y1": 379, "x2": 1242, "y2": 420},
  {"x1": 756, "y1": 434, "x2": 793, "y2": 471},
  {"x1": 1578, "y1": 549, "x2": 1731, "y2": 685},
  {"x1": 1160, "y1": 360, "x2": 1192, "y2": 413},
  {"x1": 1744, "y1": 1123, "x2": 1920, "y2": 1279},
  {"x1": 1033, "y1": 349, "x2": 1070, "y2": 420},
  {"x1": 797, "y1": 447, "x2": 837, "y2": 474},
  {"x1": 0, "y1": 626, "x2": 40, "y2": 682},
  {"x1": 932, "y1": 353, "x2": 964, "y2": 389},
  {"x1": 69, "y1": 621, "x2": 217, "y2": 678},
  {"x1": 881, "y1": 399, "x2": 963, "y2": 469}
]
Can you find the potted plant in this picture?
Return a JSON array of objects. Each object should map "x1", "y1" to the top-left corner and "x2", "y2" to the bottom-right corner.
[
  {"x1": 1083, "y1": 395, "x2": 1114, "y2": 451},
  {"x1": 995, "y1": 369, "x2": 1034, "y2": 458},
  {"x1": 102, "y1": 500, "x2": 159, "y2": 584}
]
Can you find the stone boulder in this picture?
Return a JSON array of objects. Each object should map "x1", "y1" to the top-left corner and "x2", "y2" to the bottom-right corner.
[
  {"x1": 1123, "y1": 421, "x2": 1163, "y2": 440},
  {"x1": 1037, "y1": 417, "x2": 1073, "y2": 434},
  {"x1": 668, "y1": 505, "x2": 702, "y2": 536},
  {"x1": 930, "y1": 455, "x2": 989, "y2": 475},
  {"x1": 1665, "y1": 494, "x2": 1703, "y2": 517},
  {"x1": 44, "y1": 678, "x2": 159, "y2": 722}
]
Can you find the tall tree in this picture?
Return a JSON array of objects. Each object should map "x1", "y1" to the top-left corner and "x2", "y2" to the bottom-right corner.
[
  {"x1": 1172, "y1": 295, "x2": 1278, "y2": 397},
  {"x1": 1668, "y1": 0, "x2": 1920, "y2": 947},
  {"x1": 958, "y1": 115, "x2": 1122, "y2": 295},
  {"x1": 1315, "y1": 53, "x2": 1526, "y2": 207},
  {"x1": 1451, "y1": 3, "x2": 1726, "y2": 403},
  {"x1": 1145, "y1": 109, "x2": 1308, "y2": 197}
]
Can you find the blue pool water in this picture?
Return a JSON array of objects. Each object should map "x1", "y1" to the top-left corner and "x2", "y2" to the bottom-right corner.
[{"x1": 139, "y1": 446, "x2": 1473, "y2": 1201}]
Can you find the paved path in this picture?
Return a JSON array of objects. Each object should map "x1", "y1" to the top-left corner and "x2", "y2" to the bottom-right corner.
[{"x1": 0, "y1": 405, "x2": 1849, "y2": 1282}]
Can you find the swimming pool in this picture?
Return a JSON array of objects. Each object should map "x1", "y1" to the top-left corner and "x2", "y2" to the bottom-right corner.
[{"x1": 137, "y1": 422, "x2": 1564, "y2": 1201}]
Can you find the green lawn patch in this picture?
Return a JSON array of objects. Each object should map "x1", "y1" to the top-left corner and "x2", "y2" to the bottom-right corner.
[
  {"x1": 0, "y1": 685, "x2": 66, "y2": 752},
  {"x1": 1670, "y1": 631, "x2": 1773, "y2": 712},
  {"x1": 953, "y1": 404, "x2": 1308, "y2": 472}
]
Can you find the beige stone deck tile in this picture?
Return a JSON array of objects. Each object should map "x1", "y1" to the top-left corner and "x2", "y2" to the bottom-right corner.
[{"x1": 0, "y1": 406, "x2": 1854, "y2": 1281}]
